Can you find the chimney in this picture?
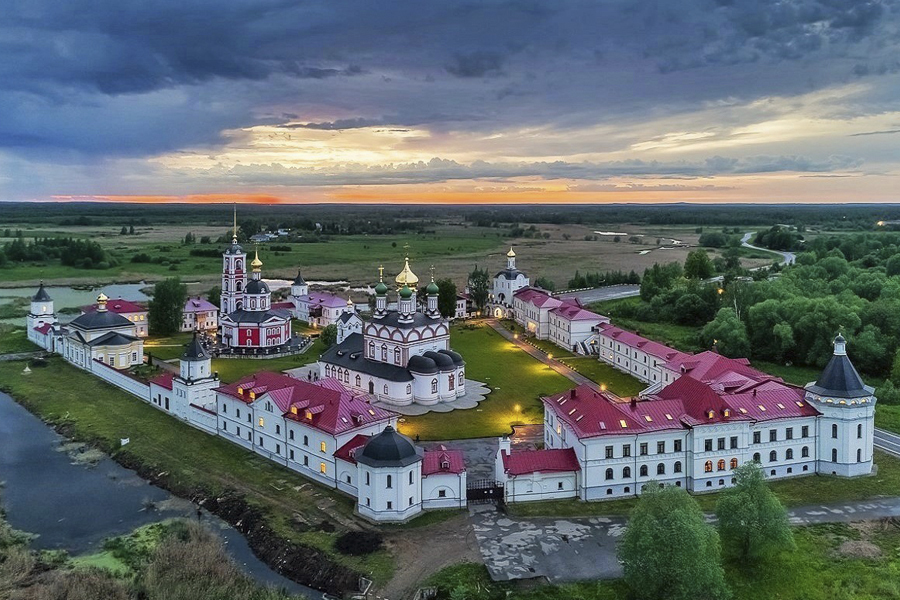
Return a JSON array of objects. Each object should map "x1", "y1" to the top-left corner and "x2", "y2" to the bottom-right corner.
[
  {"x1": 630, "y1": 397, "x2": 637, "y2": 409},
  {"x1": 570, "y1": 388, "x2": 576, "y2": 399}
]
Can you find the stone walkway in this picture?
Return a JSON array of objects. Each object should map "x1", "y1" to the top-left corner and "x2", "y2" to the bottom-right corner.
[
  {"x1": 471, "y1": 496, "x2": 900, "y2": 583},
  {"x1": 487, "y1": 319, "x2": 604, "y2": 394},
  {"x1": 0, "y1": 351, "x2": 46, "y2": 362}
]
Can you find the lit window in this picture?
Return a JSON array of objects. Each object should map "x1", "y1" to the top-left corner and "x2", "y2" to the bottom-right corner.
[
  {"x1": 291, "y1": 407, "x2": 297, "y2": 415},
  {"x1": 619, "y1": 420, "x2": 628, "y2": 428},
  {"x1": 758, "y1": 405, "x2": 766, "y2": 412},
  {"x1": 320, "y1": 441, "x2": 327, "y2": 453},
  {"x1": 644, "y1": 415, "x2": 653, "y2": 422},
  {"x1": 320, "y1": 463, "x2": 327, "y2": 474},
  {"x1": 258, "y1": 417, "x2": 264, "y2": 427},
  {"x1": 664, "y1": 413, "x2": 673, "y2": 420}
]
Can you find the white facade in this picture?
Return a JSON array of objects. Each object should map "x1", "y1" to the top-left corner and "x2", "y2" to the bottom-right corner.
[{"x1": 490, "y1": 248, "x2": 530, "y2": 319}]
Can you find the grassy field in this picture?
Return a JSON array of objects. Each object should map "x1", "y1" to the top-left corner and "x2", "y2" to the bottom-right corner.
[
  {"x1": 211, "y1": 339, "x2": 326, "y2": 383},
  {"x1": 589, "y1": 296, "x2": 705, "y2": 354},
  {"x1": 0, "y1": 325, "x2": 40, "y2": 354},
  {"x1": 400, "y1": 323, "x2": 572, "y2": 440},
  {"x1": 0, "y1": 356, "x2": 393, "y2": 583},
  {"x1": 143, "y1": 332, "x2": 196, "y2": 360},
  {"x1": 506, "y1": 450, "x2": 900, "y2": 518},
  {"x1": 558, "y1": 357, "x2": 645, "y2": 397},
  {"x1": 427, "y1": 518, "x2": 900, "y2": 599}
]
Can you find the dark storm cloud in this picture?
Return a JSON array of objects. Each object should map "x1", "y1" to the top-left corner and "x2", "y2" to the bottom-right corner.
[{"x1": 0, "y1": 0, "x2": 897, "y2": 170}]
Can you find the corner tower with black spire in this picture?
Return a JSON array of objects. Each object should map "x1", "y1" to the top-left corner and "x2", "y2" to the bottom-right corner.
[{"x1": 805, "y1": 333, "x2": 876, "y2": 477}]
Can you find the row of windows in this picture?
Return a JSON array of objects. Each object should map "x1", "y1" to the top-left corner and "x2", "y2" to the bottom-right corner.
[
  {"x1": 605, "y1": 462, "x2": 683, "y2": 480},
  {"x1": 605, "y1": 439, "x2": 684, "y2": 458},
  {"x1": 363, "y1": 471, "x2": 416, "y2": 487}
]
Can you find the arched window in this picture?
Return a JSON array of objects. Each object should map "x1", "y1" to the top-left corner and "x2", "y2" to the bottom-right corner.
[
  {"x1": 368, "y1": 341, "x2": 375, "y2": 357},
  {"x1": 753, "y1": 452, "x2": 761, "y2": 463},
  {"x1": 406, "y1": 384, "x2": 412, "y2": 394},
  {"x1": 657, "y1": 463, "x2": 665, "y2": 475},
  {"x1": 235, "y1": 259, "x2": 243, "y2": 271},
  {"x1": 640, "y1": 464, "x2": 648, "y2": 477},
  {"x1": 236, "y1": 301, "x2": 243, "y2": 310},
  {"x1": 832, "y1": 448, "x2": 838, "y2": 462},
  {"x1": 704, "y1": 460, "x2": 713, "y2": 473},
  {"x1": 769, "y1": 450, "x2": 777, "y2": 462},
  {"x1": 802, "y1": 446, "x2": 809, "y2": 458},
  {"x1": 786, "y1": 448, "x2": 794, "y2": 460},
  {"x1": 386, "y1": 475, "x2": 392, "y2": 489},
  {"x1": 832, "y1": 423, "x2": 838, "y2": 439},
  {"x1": 448, "y1": 374, "x2": 455, "y2": 391},
  {"x1": 717, "y1": 459, "x2": 725, "y2": 471},
  {"x1": 730, "y1": 458, "x2": 738, "y2": 469},
  {"x1": 857, "y1": 424, "x2": 863, "y2": 439},
  {"x1": 605, "y1": 468, "x2": 614, "y2": 481},
  {"x1": 857, "y1": 448, "x2": 862, "y2": 462},
  {"x1": 303, "y1": 435, "x2": 308, "y2": 446},
  {"x1": 431, "y1": 379, "x2": 438, "y2": 394},
  {"x1": 394, "y1": 348, "x2": 401, "y2": 364},
  {"x1": 384, "y1": 384, "x2": 389, "y2": 394},
  {"x1": 223, "y1": 280, "x2": 229, "y2": 291},
  {"x1": 409, "y1": 471, "x2": 414, "y2": 484},
  {"x1": 381, "y1": 345, "x2": 388, "y2": 361},
  {"x1": 236, "y1": 281, "x2": 242, "y2": 291},
  {"x1": 459, "y1": 370, "x2": 464, "y2": 382},
  {"x1": 355, "y1": 375, "x2": 361, "y2": 387},
  {"x1": 674, "y1": 461, "x2": 682, "y2": 473},
  {"x1": 623, "y1": 466, "x2": 631, "y2": 478}
]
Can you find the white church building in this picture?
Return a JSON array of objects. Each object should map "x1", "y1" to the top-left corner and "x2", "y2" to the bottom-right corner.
[
  {"x1": 497, "y1": 334, "x2": 876, "y2": 503},
  {"x1": 490, "y1": 247, "x2": 529, "y2": 319},
  {"x1": 319, "y1": 259, "x2": 466, "y2": 407},
  {"x1": 289, "y1": 270, "x2": 356, "y2": 327}
]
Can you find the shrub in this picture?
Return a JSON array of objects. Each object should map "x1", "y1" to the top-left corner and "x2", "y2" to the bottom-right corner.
[{"x1": 334, "y1": 531, "x2": 383, "y2": 556}]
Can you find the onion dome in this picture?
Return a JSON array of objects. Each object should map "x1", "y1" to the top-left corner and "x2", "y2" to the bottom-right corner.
[
  {"x1": 375, "y1": 281, "x2": 388, "y2": 295},
  {"x1": 292, "y1": 270, "x2": 306, "y2": 286},
  {"x1": 395, "y1": 256, "x2": 419, "y2": 287},
  {"x1": 251, "y1": 249, "x2": 263, "y2": 272},
  {"x1": 356, "y1": 426, "x2": 422, "y2": 468},
  {"x1": 507, "y1": 247, "x2": 516, "y2": 257},
  {"x1": 399, "y1": 284, "x2": 413, "y2": 299},
  {"x1": 438, "y1": 349, "x2": 465, "y2": 366},
  {"x1": 424, "y1": 350, "x2": 454, "y2": 371},
  {"x1": 426, "y1": 274, "x2": 440, "y2": 295},
  {"x1": 96, "y1": 293, "x2": 109, "y2": 311},
  {"x1": 32, "y1": 282, "x2": 52, "y2": 302},
  {"x1": 225, "y1": 240, "x2": 244, "y2": 255},
  {"x1": 408, "y1": 355, "x2": 439, "y2": 374}
]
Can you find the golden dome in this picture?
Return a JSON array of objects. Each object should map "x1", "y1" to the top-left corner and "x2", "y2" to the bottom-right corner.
[
  {"x1": 395, "y1": 256, "x2": 419, "y2": 287},
  {"x1": 251, "y1": 249, "x2": 263, "y2": 272},
  {"x1": 97, "y1": 293, "x2": 109, "y2": 303},
  {"x1": 507, "y1": 247, "x2": 516, "y2": 257}
]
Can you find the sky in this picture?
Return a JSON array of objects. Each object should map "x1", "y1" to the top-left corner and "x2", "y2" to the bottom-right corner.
[{"x1": 1, "y1": 0, "x2": 899, "y2": 205}]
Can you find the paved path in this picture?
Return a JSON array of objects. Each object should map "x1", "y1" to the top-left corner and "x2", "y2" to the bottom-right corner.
[
  {"x1": 741, "y1": 231, "x2": 796, "y2": 266},
  {"x1": 472, "y1": 495, "x2": 900, "y2": 583},
  {"x1": 487, "y1": 320, "x2": 604, "y2": 394},
  {"x1": 557, "y1": 284, "x2": 640, "y2": 305},
  {"x1": 0, "y1": 351, "x2": 45, "y2": 362}
]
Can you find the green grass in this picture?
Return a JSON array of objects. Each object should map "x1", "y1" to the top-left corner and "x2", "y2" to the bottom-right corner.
[
  {"x1": 588, "y1": 297, "x2": 704, "y2": 354},
  {"x1": 0, "y1": 297, "x2": 30, "y2": 319},
  {"x1": 506, "y1": 450, "x2": 900, "y2": 518},
  {"x1": 211, "y1": 339, "x2": 325, "y2": 383},
  {"x1": 558, "y1": 357, "x2": 644, "y2": 397},
  {"x1": 0, "y1": 356, "x2": 392, "y2": 583},
  {"x1": 751, "y1": 361, "x2": 827, "y2": 386},
  {"x1": 0, "y1": 325, "x2": 41, "y2": 354},
  {"x1": 144, "y1": 332, "x2": 195, "y2": 361},
  {"x1": 426, "y1": 520, "x2": 900, "y2": 600},
  {"x1": 401, "y1": 323, "x2": 572, "y2": 440},
  {"x1": 525, "y1": 336, "x2": 575, "y2": 359},
  {"x1": 876, "y1": 405, "x2": 900, "y2": 435}
]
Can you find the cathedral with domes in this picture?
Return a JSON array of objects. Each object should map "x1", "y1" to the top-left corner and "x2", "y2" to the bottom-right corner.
[
  {"x1": 218, "y1": 219, "x2": 291, "y2": 350},
  {"x1": 319, "y1": 256, "x2": 466, "y2": 407}
]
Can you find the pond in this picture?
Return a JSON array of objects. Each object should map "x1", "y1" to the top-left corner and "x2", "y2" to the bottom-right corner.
[
  {"x1": 0, "y1": 390, "x2": 318, "y2": 598},
  {"x1": 0, "y1": 283, "x2": 150, "y2": 327}
]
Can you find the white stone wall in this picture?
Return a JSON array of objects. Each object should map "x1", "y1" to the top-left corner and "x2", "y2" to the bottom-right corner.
[
  {"x1": 357, "y1": 461, "x2": 423, "y2": 522},
  {"x1": 422, "y1": 471, "x2": 466, "y2": 509}
]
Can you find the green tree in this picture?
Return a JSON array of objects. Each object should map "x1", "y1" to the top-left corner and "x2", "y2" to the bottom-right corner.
[
  {"x1": 320, "y1": 324, "x2": 338, "y2": 348},
  {"x1": 149, "y1": 278, "x2": 187, "y2": 336},
  {"x1": 436, "y1": 278, "x2": 458, "y2": 318},
  {"x1": 701, "y1": 308, "x2": 751, "y2": 358},
  {"x1": 534, "y1": 276, "x2": 556, "y2": 292},
  {"x1": 120, "y1": 226, "x2": 128, "y2": 235},
  {"x1": 886, "y1": 254, "x2": 900, "y2": 276},
  {"x1": 716, "y1": 462, "x2": 794, "y2": 562},
  {"x1": 468, "y1": 266, "x2": 490, "y2": 313},
  {"x1": 183, "y1": 232, "x2": 195, "y2": 245},
  {"x1": 207, "y1": 286, "x2": 221, "y2": 308},
  {"x1": 619, "y1": 483, "x2": 729, "y2": 600},
  {"x1": 684, "y1": 249, "x2": 715, "y2": 279},
  {"x1": 129, "y1": 224, "x2": 135, "y2": 235},
  {"x1": 640, "y1": 262, "x2": 683, "y2": 301}
]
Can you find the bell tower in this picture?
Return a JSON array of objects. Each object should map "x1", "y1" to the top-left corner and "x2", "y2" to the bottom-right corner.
[{"x1": 221, "y1": 205, "x2": 247, "y2": 314}]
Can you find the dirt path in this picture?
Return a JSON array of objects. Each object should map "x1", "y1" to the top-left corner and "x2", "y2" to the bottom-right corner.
[{"x1": 380, "y1": 512, "x2": 482, "y2": 599}]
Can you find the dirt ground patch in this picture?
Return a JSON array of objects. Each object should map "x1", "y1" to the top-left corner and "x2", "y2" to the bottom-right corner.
[
  {"x1": 837, "y1": 540, "x2": 882, "y2": 559},
  {"x1": 380, "y1": 513, "x2": 482, "y2": 599}
]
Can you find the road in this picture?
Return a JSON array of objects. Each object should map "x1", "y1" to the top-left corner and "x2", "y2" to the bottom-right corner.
[
  {"x1": 741, "y1": 231, "x2": 796, "y2": 266},
  {"x1": 557, "y1": 284, "x2": 640, "y2": 304},
  {"x1": 875, "y1": 428, "x2": 900, "y2": 457}
]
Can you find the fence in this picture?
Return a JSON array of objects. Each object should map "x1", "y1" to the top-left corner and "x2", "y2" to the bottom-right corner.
[{"x1": 90, "y1": 360, "x2": 150, "y2": 401}]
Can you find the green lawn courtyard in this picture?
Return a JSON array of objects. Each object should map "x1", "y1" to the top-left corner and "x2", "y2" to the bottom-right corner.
[{"x1": 400, "y1": 323, "x2": 572, "y2": 440}]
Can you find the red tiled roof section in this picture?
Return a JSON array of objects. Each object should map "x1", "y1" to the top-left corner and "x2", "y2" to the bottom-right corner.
[
  {"x1": 501, "y1": 448, "x2": 580, "y2": 476},
  {"x1": 216, "y1": 371, "x2": 396, "y2": 435},
  {"x1": 542, "y1": 384, "x2": 643, "y2": 438},
  {"x1": 34, "y1": 323, "x2": 53, "y2": 334},
  {"x1": 550, "y1": 303, "x2": 607, "y2": 322},
  {"x1": 513, "y1": 287, "x2": 563, "y2": 309},
  {"x1": 655, "y1": 374, "x2": 739, "y2": 424},
  {"x1": 423, "y1": 446, "x2": 466, "y2": 475},
  {"x1": 149, "y1": 372, "x2": 174, "y2": 390}
]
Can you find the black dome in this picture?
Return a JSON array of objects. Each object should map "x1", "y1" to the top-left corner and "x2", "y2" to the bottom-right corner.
[
  {"x1": 438, "y1": 349, "x2": 464, "y2": 366},
  {"x1": 357, "y1": 426, "x2": 421, "y2": 467},
  {"x1": 33, "y1": 283, "x2": 52, "y2": 302},
  {"x1": 807, "y1": 354, "x2": 870, "y2": 399},
  {"x1": 424, "y1": 350, "x2": 454, "y2": 371},
  {"x1": 245, "y1": 279, "x2": 270, "y2": 294},
  {"x1": 224, "y1": 241, "x2": 244, "y2": 255},
  {"x1": 408, "y1": 355, "x2": 438, "y2": 374},
  {"x1": 181, "y1": 332, "x2": 209, "y2": 360},
  {"x1": 69, "y1": 310, "x2": 133, "y2": 331},
  {"x1": 292, "y1": 270, "x2": 306, "y2": 286}
]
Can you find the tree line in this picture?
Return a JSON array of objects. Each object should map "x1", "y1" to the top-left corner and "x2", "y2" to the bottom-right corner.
[{"x1": 1, "y1": 237, "x2": 116, "y2": 270}]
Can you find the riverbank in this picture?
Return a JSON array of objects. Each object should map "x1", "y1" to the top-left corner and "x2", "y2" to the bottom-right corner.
[{"x1": 0, "y1": 357, "x2": 387, "y2": 594}]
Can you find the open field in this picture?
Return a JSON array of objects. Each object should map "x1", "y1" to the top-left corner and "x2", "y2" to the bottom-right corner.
[
  {"x1": 212, "y1": 339, "x2": 326, "y2": 383},
  {"x1": 400, "y1": 323, "x2": 572, "y2": 440},
  {"x1": 505, "y1": 450, "x2": 900, "y2": 518},
  {"x1": 0, "y1": 325, "x2": 40, "y2": 354},
  {"x1": 0, "y1": 356, "x2": 394, "y2": 583},
  {"x1": 428, "y1": 517, "x2": 900, "y2": 600}
]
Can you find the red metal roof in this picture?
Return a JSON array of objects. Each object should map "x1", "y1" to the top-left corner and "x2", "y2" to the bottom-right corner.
[
  {"x1": 422, "y1": 446, "x2": 466, "y2": 475},
  {"x1": 542, "y1": 384, "x2": 643, "y2": 438},
  {"x1": 333, "y1": 434, "x2": 370, "y2": 464},
  {"x1": 33, "y1": 323, "x2": 53, "y2": 335},
  {"x1": 513, "y1": 287, "x2": 564, "y2": 309},
  {"x1": 598, "y1": 324, "x2": 685, "y2": 361},
  {"x1": 83, "y1": 298, "x2": 147, "y2": 314},
  {"x1": 501, "y1": 447, "x2": 580, "y2": 476},
  {"x1": 550, "y1": 303, "x2": 608, "y2": 322},
  {"x1": 216, "y1": 371, "x2": 396, "y2": 435},
  {"x1": 149, "y1": 372, "x2": 174, "y2": 390}
]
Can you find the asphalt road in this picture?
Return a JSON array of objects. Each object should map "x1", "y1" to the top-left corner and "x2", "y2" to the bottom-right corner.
[
  {"x1": 557, "y1": 284, "x2": 640, "y2": 304},
  {"x1": 741, "y1": 231, "x2": 796, "y2": 266},
  {"x1": 875, "y1": 428, "x2": 900, "y2": 457}
]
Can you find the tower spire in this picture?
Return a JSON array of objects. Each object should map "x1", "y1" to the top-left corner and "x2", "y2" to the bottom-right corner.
[
  {"x1": 232, "y1": 204, "x2": 238, "y2": 243},
  {"x1": 378, "y1": 264, "x2": 384, "y2": 282}
]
